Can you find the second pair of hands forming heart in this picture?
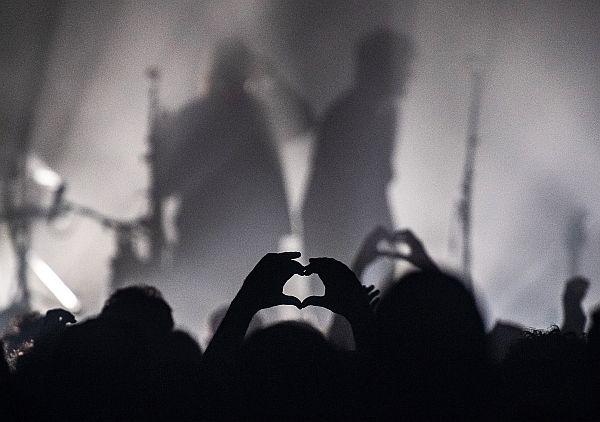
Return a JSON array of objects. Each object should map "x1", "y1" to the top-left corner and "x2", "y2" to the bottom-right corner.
[
  {"x1": 353, "y1": 227, "x2": 439, "y2": 275},
  {"x1": 236, "y1": 252, "x2": 377, "y2": 324}
]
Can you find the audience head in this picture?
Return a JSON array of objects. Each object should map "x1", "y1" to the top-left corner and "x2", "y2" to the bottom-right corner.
[
  {"x1": 0, "y1": 261, "x2": 596, "y2": 421},
  {"x1": 100, "y1": 285, "x2": 173, "y2": 335},
  {"x1": 501, "y1": 327, "x2": 591, "y2": 419},
  {"x1": 240, "y1": 321, "x2": 341, "y2": 419},
  {"x1": 376, "y1": 270, "x2": 486, "y2": 363},
  {"x1": 374, "y1": 270, "x2": 488, "y2": 418}
]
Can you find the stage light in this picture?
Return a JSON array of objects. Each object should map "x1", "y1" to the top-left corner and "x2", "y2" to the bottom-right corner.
[
  {"x1": 27, "y1": 154, "x2": 62, "y2": 190},
  {"x1": 29, "y1": 252, "x2": 81, "y2": 312}
]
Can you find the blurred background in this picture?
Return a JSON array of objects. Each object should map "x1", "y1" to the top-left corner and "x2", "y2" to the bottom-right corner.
[{"x1": 2, "y1": 0, "x2": 600, "y2": 340}]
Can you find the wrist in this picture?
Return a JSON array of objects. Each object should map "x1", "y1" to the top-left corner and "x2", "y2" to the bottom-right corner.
[
  {"x1": 420, "y1": 258, "x2": 439, "y2": 273},
  {"x1": 352, "y1": 255, "x2": 376, "y2": 275},
  {"x1": 345, "y1": 303, "x2": 374, "y2": 327},
  {"x1": 348, "y1": 310, "x2": 375, "y2": 350},
  {"x1": 231, "y1": 293, "x2": 260, "y2": 321}
]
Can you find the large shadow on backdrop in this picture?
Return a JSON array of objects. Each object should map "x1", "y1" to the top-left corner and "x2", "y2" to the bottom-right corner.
[
  {"x1": 160, "y1": 39, "x2": 290, "y2": 315},
  {"x1": 303, "y1": 29, "x2": 415, "y2": 267}
]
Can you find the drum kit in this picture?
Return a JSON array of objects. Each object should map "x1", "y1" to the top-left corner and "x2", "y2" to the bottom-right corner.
[{"x1": 0, "y1": 68, "x2": 167, "y2": 322}]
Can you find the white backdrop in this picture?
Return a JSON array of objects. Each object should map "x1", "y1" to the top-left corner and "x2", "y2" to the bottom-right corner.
[{"x1": 2, "y1": 0, "x2": 599, "y2": 335}]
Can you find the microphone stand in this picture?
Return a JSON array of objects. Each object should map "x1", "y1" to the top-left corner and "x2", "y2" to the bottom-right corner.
[
  {"x1": 144, "y1": 67, "x2": 166, "y2": 267},
  {"x1": 458, "y1": 61, "x2": 483, "y2": 287}
]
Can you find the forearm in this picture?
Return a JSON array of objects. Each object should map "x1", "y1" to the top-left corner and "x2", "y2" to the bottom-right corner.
[
  {"x1": 351, "y1": 255, "x2": 371, "y2": 281},
  {"x1": 203, "y1": 294, "x2": 256, "y2": 379},
  {"x1": 562, "y1": 302, "x2": 586, "y2": 334},
  {"x1": 347, "y1": 308, "x2": 376, "y2": 353},
  {"x1": 420, "y1": 259, "x2": 440, "y2": 273}
]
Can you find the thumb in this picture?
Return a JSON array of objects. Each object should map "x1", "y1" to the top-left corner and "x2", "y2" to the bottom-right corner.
[
  {"x1": 279, "y1": 294, "x2": 303, "y2": 309},
  {"x1": 301, "y1": 295, "x2": 328, "y2": 309}
]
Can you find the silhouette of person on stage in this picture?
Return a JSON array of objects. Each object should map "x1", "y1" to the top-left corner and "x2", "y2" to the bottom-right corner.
[
  {"x1": 303, "y1": 29, "x2": 414, "y2": 267},
  {"x1": 164, "y1": 39, "x2": 290, "y2": 308}
]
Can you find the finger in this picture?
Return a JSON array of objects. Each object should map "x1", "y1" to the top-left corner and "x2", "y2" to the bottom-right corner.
[
  {"x1": 303, "y1": 260, "x2": 327, "y2": 278},
  {"x1": 379, "y1": 227, "x2": 395, "y2": 242},
  {"x1": 368, "y1": 226, "x2": 391, "y2": 241},
  {"x1": 392, "y1": 230, "x2": 420, "y2": 246},
  {"x1": 395, "y1": 230, "x2": 422, "y2": 248},
  {"x1": 277, "y1": 251, "x2": 301, "y2": 259},
  {"x1": 308, "y1": 257, "x2": 334, "y2": 263},
  {"x1": 276, "y1": 254, "x2": 305, "y2": 278},
  {"x1": 363, "y1": 284, "x2": 375, "y2": 293},
  {"x1": 391, "y1": 229, "x2": 410, "y2": 241},
  {"x1": 367, "y1": 287, "x2": 380, "y2": 296},
  {"x1": 377, "y1": 251, "x2": 408, "y2": 260},
  {"x1": 306, "y1": 257, "x2": 335, "y2": 272},
  {"x1": 279, "y1": 294, "x2": 303, "y2": 308},
  {"x1": 302, "y1": 260, "x2": 319, "y2": 275},
  {"x1": 303, "y1": 259, "x2": 331, "y2": 275},
  {"x1": 286, "y1": 260, "x2": 306, "y2": 276},
  {"x1": 301, "y1": 295, "x2": 328, "y2": 309},
  {"x1": 370, "y1": 297, "x2": 380, "y2": 307},
  {"x1": 368, "y1": 289, "x2": 380, "y2": 300}
]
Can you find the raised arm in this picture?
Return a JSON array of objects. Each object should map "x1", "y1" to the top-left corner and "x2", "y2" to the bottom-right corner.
[
  {"x1": 302, "y1": 258, "x2": 376, "y2": 352},
  {"x1": 203, "y1": 252, "x2": 304, "y2": 381},
  {"x1": 379, "y1": 229, "x2": 439, "y2": 273}
]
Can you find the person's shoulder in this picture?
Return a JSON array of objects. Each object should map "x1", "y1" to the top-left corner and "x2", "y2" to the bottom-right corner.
[
  {"x1": 53, "y1": 317, "x2": 101, "y2": 349},
  {"x1": 317, "y1": 91, "x2": 358, "y2": 132},
  {"x1": 171, "y1": 97, "x2": 209, "y2": 130},
  {"x1": 236, "y1": 92, "x2": 270, "y2": 125},
  {"x1": 179, "y1": 97, "x2": 207, "y2": 115},
  {"x1": 323, "y1": 90, "x2": 359, "y2": 120}
]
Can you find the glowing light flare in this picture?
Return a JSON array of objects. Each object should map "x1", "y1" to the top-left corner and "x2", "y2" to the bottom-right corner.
[
  {"x1": 26, "y1": 154, "x2": 63, "y2": 189},
  {"x1": 29, "y1": 252, "x2": 81, "y2": 312}
]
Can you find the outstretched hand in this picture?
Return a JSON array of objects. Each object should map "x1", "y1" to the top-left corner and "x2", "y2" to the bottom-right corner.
[
  {"x1": 378, "y1": 229, "x2": 439, "y2": 272},
  {"x1": 235, "y1": 253, "x2": 381, "y2": 319},
  {"x1": 237, "y1": 252, "x2": 305, "y2": 313},
  {"x1": 352, "y1": 226, "x2": 391, "y2": 274},
  {"x1": 302, "y1": 258, "x2": 375, "y2": 323},
  {"x1": 362, "y1": 284, "x2": 381, "y2": 310}
]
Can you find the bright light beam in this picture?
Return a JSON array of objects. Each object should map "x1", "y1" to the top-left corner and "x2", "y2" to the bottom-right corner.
[
  {"x1": 29, "y1": 252, "x2": 81, "y2": 312},
  {"x1": 27, "y1": 154, "x2": 63, "y2": 189}
]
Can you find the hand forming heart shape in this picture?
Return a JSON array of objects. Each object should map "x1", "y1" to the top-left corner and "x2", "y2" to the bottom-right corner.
[
  {"x1": 291, "y1": 258, "x2": 377, "y2": 321},
  {"x1": 239, "y1": 252, "x2": 373, "y2": 316},
  {"x1": 356, "y1": 227, "x2": 438, "y2": 272}
]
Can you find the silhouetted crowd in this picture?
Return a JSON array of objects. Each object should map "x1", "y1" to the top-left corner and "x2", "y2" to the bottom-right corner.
[{"x1": 1, "y1": 228, "x2": 599, "y2": 421}]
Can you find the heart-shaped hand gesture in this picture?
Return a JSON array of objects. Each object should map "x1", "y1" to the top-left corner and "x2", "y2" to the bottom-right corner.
[
  {"x1": 301, "y1": 257, "x2": 375, "y2": 323},
  {"x1": 352, "y1": 226, "x2": 392, "y2": 272},
  {"x1": 238, "y1": 253, "x2": 380, "y2": 321},
  {"x1": 238, "y1": 252, "x2": 305, "y2": 313},
  {"x1": 377, "y1": 229, "x2": 438, "y2": 272}
]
